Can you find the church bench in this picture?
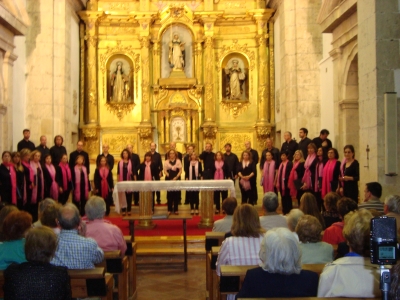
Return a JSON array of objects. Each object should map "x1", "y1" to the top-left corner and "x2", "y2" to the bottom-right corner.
[
  {"x1": 205, "y1": 232, "x2": 225, "y2": 300},
  {"x1": 96, "y1": 250, "x2": 129, "y2": 300},
  {"x1": 237, "y1": 298, "x2": 380, "y2": 300},
  {"x1": 124, "y1": 236, "x2": 137, "y2": 300}
]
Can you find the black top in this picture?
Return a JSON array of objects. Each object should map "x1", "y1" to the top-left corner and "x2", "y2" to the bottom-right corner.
[
  {"x1": 236, "y1": 267, "x2": 318, "y2": 299},
  {"x1": 294, "y1": 161, "x2": 305, "y2": 179},
  {"x1": 223, "y1": 152, "x2": 239, "y2": 178},
  {"x1": 4, "y1": 261, "x2": 71, "y2": 300},
  {"x1": 298, "y1": 137, "x2": 312, "y2": 159},
  {"x1": 50, "y1": 145, "x2": 67, "y2": 166},
  {"x1": 199, "y1": 151, "x2": 216, "y2": 179},
  {"x1": 281, "y1": 140, "x2": 298, "y2": 161},
  {"x1": 248, "y1": 148, "x2": 259, "y2": 166},
  {"x1": 185, "y1": 162, "x2": 203, "y2": 180},
  {"x1": 130, "y1": 153, "x2": 141, "y2": 176},
  {"x1": 17, "y1": 139, "x2": 35, "y2": 152},
  {"x1": 36, "y1": 145, "x2": 50, "y2": 164},
  {"x1": 312, "y1": 136, "x2": 333, "y2": 150},
  {"x1": 96, "y1": 153, "x2": 115, "y2": 171},
  {"x1": 151, "y1": 151, "x2": 163, "y2": 173},
  {"x1": 237, "y1": 161, "x2": 256, "y2": 177},
  {"x1": 342, "y1": 159, "x2": 360, "y2": 202},
  {"x1": 138, "y1": 162, "x2": 160, "y2": 181},
  {"x1": 183, "y1": 154, "x2": 190, "y2": 176},
  {"x1": 0, "y1": 164, "x2": 13, "y2": 203},
  {"x1": 69, "y1": 150, "x2": 90, "y2": 174},
  {"x1": 260, "y1": 147, "x2": 280, "y2": 170}
]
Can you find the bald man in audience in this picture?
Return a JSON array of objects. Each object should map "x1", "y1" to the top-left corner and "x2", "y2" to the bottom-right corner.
[
  {"x1": 212, "y1": 197, "x2": 237, "y2": 233},
  {"x1": 259, "y1": 192, "x2": 288, "y2": 231}
]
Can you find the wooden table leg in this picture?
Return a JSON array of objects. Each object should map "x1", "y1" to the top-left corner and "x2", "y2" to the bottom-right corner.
[{"x1": 183, "y1": 219, "x2": 187, "y2": 272}]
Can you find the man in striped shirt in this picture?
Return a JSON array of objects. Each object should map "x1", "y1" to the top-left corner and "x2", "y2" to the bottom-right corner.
[{"x1": 359, "y1": 182, "x2": 384, "y2": 213}]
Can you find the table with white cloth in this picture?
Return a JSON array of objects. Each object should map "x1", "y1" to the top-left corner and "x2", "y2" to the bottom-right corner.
[{"x1": 113, "y1": 180, "x2": 236, "y2": 227}]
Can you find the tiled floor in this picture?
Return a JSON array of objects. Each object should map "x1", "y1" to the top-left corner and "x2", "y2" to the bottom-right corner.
[{"x1": 136, "y1": 257, "x2": 206, "y2": 300}]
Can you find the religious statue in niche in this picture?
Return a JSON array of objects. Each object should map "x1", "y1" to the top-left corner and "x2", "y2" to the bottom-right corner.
[
  {"x1": 224, "y1": 59, "x2": 246, "y2": 100},
  {"x1": 109, "y1": 61, "x2": 132, "y2": 102},
  {"x1": 169, "y1": 33, "x2": 185, "y2": 71}
]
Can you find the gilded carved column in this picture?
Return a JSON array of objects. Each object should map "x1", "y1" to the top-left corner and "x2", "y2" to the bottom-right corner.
[
  {"x1": 203, "y1": 36, "x2": 215, "y2": 122},
  {"x1": 269, "y1": 21, "x2": 275, "y2": 124},
  {"x1": 255, "y1": 17, "x2": 269, "y2": 122},
  {"x1": 139, "y1": 36, "x2": 151, "y2": 123},
  {"x1": 195, "y1": 41, "x2": 203, "y2": 84},
  {"x1": 79, "y1": 23, "x2": 85, "y2": 126}
]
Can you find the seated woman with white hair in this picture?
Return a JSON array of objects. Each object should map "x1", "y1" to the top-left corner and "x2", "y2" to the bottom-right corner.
[
  {"x1": 286, "y1": 208, "x2": 304, "y2": 232},
  {"x1": 236, "y1": 227, "x2": 319, "y2": 298}
]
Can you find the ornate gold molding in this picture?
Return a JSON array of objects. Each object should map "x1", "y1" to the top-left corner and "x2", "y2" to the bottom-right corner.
[
  {"x1": 138, "y1": 126, "x2": 153, "y2": 152},
  {"x1": 188, "y1": 85, "x2": 203, "y2": 105},
  {"x1": 254, "y1": 124, "x2": 273, "y2": 148},
  {"x1": 201, "y1": 123, "x2": 218, "y2": 143},
  {"x1": 220, "y1": 101, "x2": 251, "y2": 118},
  {"x1": 105, "y1": 102, "x2": 136, "y2": 120},
  {"x1": 219, "y1": 133, "x2": 252, "y2": 152},
  {"x1": 216, "y1": 39, "x2": 255, "y2": 71},
  {"x1": 103, "y1": 134, "x2": 137, "y2": 154},
  {"x1": 82, "y1": 128, "x2": 97, "y2": 139}
]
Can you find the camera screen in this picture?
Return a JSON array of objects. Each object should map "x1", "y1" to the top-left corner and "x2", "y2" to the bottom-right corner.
[{"x1": 378, "y1": 246, "x2": 396, "y2": 259}]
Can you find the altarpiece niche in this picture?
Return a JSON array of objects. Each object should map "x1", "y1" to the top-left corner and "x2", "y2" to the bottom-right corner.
[{"x1": 107, "y1": 55, "x2": 134, "y2": 103}]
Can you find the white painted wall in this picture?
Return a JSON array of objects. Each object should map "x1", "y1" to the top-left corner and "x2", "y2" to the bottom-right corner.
[{"x1": 70, "y1": 15, "x2": 80, "y2": 128}]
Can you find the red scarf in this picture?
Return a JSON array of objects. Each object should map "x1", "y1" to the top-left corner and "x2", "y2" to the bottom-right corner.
[
  {"x1": 302, "y1": 153, "x2": 316, "y2": 189},
  {"x1": 74, "y1": 165, "x2": 89, "y2": 201},
  {"x1": 30, "y1": 161, "x2": 44, "y2": 204},
  {"x1": 45, "y1": 163, "x2": 59, "y2": 200},
  {"x1": 262, "y1": 160, "x2": 275, "y2": 193},
  {"x1": 322, "y1": 159, "x2": 338, "y2": 198},
  {"x1": 189, "y1": 161, "x2": 199, "y2": 180},
  {"x1": 119, "y1": 160, "x2": 132, "y2": 181},
  {"x1": 277, "y1": 161, "x2": 288, "y2": 196},
  {"x1": 21, "y1": 161, "x2": 34, "y2": 184},
  {"x1": 99, "y1": 167, "x2": 109, "y2": 198},
  {"x1": 214, "y1": 160, "x2": 224, "y2": 180},
  {"x1": 288, "y1": 161, "x2": 299, "y2": 197},
  {"x1": 59, "y1": 162, "x2": 72, "y2": 190},
  {"x1": 3, "y1": 163, "x2": 17, "y2": 205}
]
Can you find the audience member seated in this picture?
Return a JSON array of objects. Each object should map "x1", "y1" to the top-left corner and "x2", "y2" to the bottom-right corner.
[
  {"x1": 322, "y1": 197, "x2": 357, "y2": 245},
  {"x1": 322, "y1": 192, "x2": 341, "y2": 228},
  {"x1": 0, "y1": 211, "x2": 31, "y2": 270},
  {"x1": 286, "y1": 208, "x2": 304, "y2": 232},
  {"x1": 85, "y1": 196, "x2": 127, "y2": 255},
  {"x1": 295, "y1": 215, "x2": 333, "y2": 264},
  {"x1": 299, "y1": 192, "x2": 325, "y2": 229},
  {"x1": 40, "y1": 203, "x2": 61, "y2": 234},
  {"x1": 51, "y1": 203, "x2": 104, "y2": 269},
  {"x1": 384, "y1": 194, "x2": 400, "y2": 237},
  {"x1": 390, "y1": 260, "x2": 400, "y2": 299},
  {"x1": 359, "y1": 181, "x2": 384, "y2": 213},
  {"x1": 236, "y1": 227, "x2": 319, "y2": 299},
  {"x1": 259, "y1": 192, "x2": 288, "y2": 231},
  {"x1": 0, "y1": 204, "x2": 18, "y2": 241},
  {"x1": 33, "y1": 198, "x2": 56, "y2": 227},
  {"x1": 212, "y1": 197, "x2": 237, "y2": 233},
  {"x1": 318, "y1": 209, "x2": 380, "y2": 298},
  {"x1": 4, "y1": 226, "x2": 71, "y2": 299},
  {"x1": 216, "y1": 204, "x2": 265, "y2": 300}
]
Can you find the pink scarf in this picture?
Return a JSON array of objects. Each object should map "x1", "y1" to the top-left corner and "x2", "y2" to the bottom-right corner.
[
  {"x1": 74, "y1": 165, "x2": 89, "y2": 201},
  {"x1": 214, "y1": 160, "x2": 224, "y2": 180},
  {"x1": 3, "y1": 163, "x2": 17, "y2": 205},
  {"x1": 315, "y1": 158, "x2": 324, "y2": 192},
  {"x1": 188, "y1": 161, "x2": 199, "y2": 180},
  {"x1": 144, "y1": 161, "x2": 152, "y2": 181},
  {"x1": 119, "y1": 160, "x2": 132, "y2": 181},
  {"x1": 302, "y1": 153, "x2": 316, "y2": 189},
  {"x1": 288, "y1": 161, "x2": 299, "y2": 197},
  {"x1": 21, "y1": 161, "x2": 34, "y2": 184},
  {"x1": 322, "y1": 159, "x2": 338, "y2": 198},
  {"x1": 30, "y1": 161, "x2": 44, "y2": 204},
  {"x1": 59, "y1": 162, "x2": 72, "y2": 191},
  {"x1": 99, "y1": 167, "x2": 109, "y2": 198},
  {"x1": 262, "y1": 160, "x2": 275, "y2": 193},
  {"x1": 277, "y1": 161, "x2": 288, "y2": 196},
  {"x1": 45, "y1": 163, "x2": 59, "y2": 200}
]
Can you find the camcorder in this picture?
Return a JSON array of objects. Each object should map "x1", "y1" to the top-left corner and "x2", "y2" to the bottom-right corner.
[{"x1": 370, "y1": 216, "x2": 397, "y2": 265}]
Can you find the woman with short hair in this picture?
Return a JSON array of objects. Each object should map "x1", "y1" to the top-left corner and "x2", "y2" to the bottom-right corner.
[
  {"x1": 50, "y1": 135, "x2": 67, "y2": 166},
  {"x1": 4, "y1": 226, "x2": 71, "y2": 299},
  {"x1": 338, "y1": 145, "x2": 359, "y2": 202},
  {"x1": 236, "y1": 227, "x2": 319, "y2": 298},
  {"x1": 295, "y1": 215, "x2": 333, "y2": 264}
]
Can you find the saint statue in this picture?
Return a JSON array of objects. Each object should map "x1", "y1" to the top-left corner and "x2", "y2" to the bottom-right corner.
[
  {"x1": 168, "y1": 33, "x2": 185, "y2": 71},
  {"x1": 225, "y1": 59, "x2": 246, "y2": 100},
  {"x1": 110, "y1": 62, "x2": 130, "y2": 102}
]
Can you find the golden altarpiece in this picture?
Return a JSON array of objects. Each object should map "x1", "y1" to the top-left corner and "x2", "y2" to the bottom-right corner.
[{"x1": 78, "y1": 0, "x2": 275, "y2": 160}]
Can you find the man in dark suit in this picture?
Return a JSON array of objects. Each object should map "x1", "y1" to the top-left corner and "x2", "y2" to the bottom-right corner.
[
  {"x1": 69, "y1": 141, "x2": 90, "y2": 174},
  {"x1": 297, "y1": 127, "x2": 311, "y2": 159},
  {"x1": 245, "y1": 141, "x2": 259, "y2": 204},
  {"x1": 183, "y1": 145, "x2": 194, "y2": 204},
  {"x1": 199, "y1": 142, "x2": 215, "y2": 179},
  {"x1": 127, "y1": 144, "x2": 140, "y2": 205},
  {"x1": 260, "y1": 138, "x2": 280, "y2": 170},
  {"x1": 281, "y1": 131, "x2": 298, "y2": 161},
  {"x1": 17, "y1": 129, "x2": 35, "y2": 152},
  {"x1": 36, "y1": 135, "x2": 50, "y2": 164},
  {"x1": 96, "y1": 143, "x2": 114, "y2": 171},
  {"x1": 223, "y1": 143, "x2": 239, "y2": 181},
  {"x1": 312, "y1": 129, "x2": 333, "y2": 152},
  {"x1": 150, "y1": 142, "x2": 163, "y2": 204}
]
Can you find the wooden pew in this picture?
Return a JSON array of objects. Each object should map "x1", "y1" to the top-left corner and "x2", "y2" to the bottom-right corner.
[
  {"x1": 237, "y1": 298, "x2": 380, "y2": 300},
  {"x1": 96, "y1": 250, "x2": 129, "y2": 300},
  {"x1": 211, "y1": 246, "x2": 221, "y2": 300},
  {"x1": 205, "y1": 232, "x2": 225, "y2": 300},
  {"x1": 124, "y1": 235, "x2": 137, "y2": 300}
]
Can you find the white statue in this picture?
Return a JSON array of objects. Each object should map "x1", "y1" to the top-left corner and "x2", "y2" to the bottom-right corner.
[
  {"x1": 110, "y1": 62, "x2": 130, "y2": 102},
  {"x1": 225, "y1": 59, "x2": 246, "y2": 100},
  {"x1": 168, "y1": 33, "x2": 185, "y2": 71}
]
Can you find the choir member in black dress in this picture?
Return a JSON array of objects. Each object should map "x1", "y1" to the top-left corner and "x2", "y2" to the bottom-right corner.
[
  {"x1": 281, "y1": 131, "x2": 298, "y2": 161},
  {"x1": 314, "y1": 147, "x2": 326, "y2": 211},
  {"x1": 164, "y1": 142, "x2": 183, "y2": 205},
  {"x1": 94, "y1": 156, "x2": 114, "y2": 216},
  {"x1": 185, "y1": 152, "x2": 203, "y2": 215},
  {"x1": 127, "y1": 144, "x2": 140, "y2": 206},
  {"x1": 183, "y1": 145, "x2": 194, "y2": 205},
  {"x1": 69, "y1": 141, "x2": 90, "y2": 175},
  {"x1": 338, "y1": 145, "x2": 359, "y2": 202},
  {"x1": 138, "y1": 152, "x2": 159, "y2": 212},
  {"x1": 11, "y1": 152, "x2": 24, "y2": 209},
  {"x1": 117, "y1": 149, "x2": 135, "y2": 216},
  {"x1": 30, "y1": 150, "x2": 44, "y2": 222},
  {"x1": 20, "y1": 149, "x2": 33, "y2": 214},
  {"x1": 213, "y1": 151, "x2": 229, "y2": 214},
  {"x1": 276, "y1": 152, "x2": 293, "y2": 215},
  {"x1": 164, "y1": 150, "x2": 182, "y2": 215},
  {"x1": 71, "y1": 155, "x2": 90, "y2": 216},
  {"x1": 49, "y1": 135, "x2": 67, "y2": 166},
  {"x1": 0, "y1": 151, "x2": 17, "y2": 206},
  {"x1": 199, "y1": 142, "x2": 215, "y2": 179},
  {"x1": 245, "y1": 141, "x2": 259, "y2": 204},
  {"x1": 43, "y1": 154, "x2": 59, "y2": 201},
  {"x1": 96, "y1": 143, "x2": 115, "y2": 171},
  {"x1": 17, "y1": 129, "x2": 35, "y2": 152},
  {"x1": 238, "y1": 151, "x2": 256, "y2": 205},
  {"x1": 150, "y1": 142, "x2": 163, "y2": 204},
  {"x1": 57, "y1": 154, "x2": 72, "y2": 205},
  {"x1": 35, "y1": 135, "x2": 50, "y2": 165},
  {"x1": 288, "y1": 150, "x2": 305, "y2": 206}
]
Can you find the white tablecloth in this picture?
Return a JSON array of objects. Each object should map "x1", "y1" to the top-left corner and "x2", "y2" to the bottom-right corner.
[{"x1": 112, "y1": 180, "x2": 235, "y2": 213}]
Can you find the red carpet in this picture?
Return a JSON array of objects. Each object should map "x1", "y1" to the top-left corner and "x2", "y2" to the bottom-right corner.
[{"x1": 106, "y1": 215, "x2": 224, "y2": 236}]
